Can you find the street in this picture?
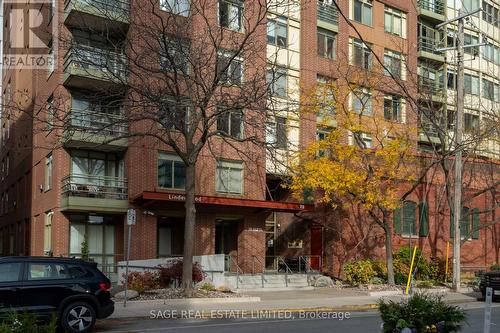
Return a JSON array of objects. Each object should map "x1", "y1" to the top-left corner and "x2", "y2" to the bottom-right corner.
[{"x1": 96, "y1": 304, "x2": 499, "y2": 333}]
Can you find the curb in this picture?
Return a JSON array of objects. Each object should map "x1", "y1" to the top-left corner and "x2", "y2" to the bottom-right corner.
[{"x1": 114, "y1": 296, "x2": 261, "y2": 305}]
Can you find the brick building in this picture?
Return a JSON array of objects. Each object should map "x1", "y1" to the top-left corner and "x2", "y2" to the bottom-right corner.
[{"x1": 0, "y1": 0, "x2": 498, "y2": 280}]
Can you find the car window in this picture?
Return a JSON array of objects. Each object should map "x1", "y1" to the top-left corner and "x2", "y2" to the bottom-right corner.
[
  {"x1": 27, "y1": 263, "x2": 69, "y2": 280},
  {"x1": 66, "y1": 264, "x2": 93, "y2": 278},
  {"x1": 0, "y1": 262, "x2": 22, "y2": 282}
]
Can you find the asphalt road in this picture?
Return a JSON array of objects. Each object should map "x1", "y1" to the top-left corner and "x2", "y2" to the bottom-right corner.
[{"x1": 96, "y1": 304, "x2": 499, "y2": 333}]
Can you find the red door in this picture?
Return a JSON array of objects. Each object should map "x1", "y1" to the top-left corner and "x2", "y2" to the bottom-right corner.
[{"x1": 310, "y1": 226, "x2": 323, "y2": 271}]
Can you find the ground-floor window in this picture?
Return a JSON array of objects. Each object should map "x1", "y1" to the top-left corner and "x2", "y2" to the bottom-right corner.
[
  {"x1": 157, "y1": 217, "x2": 184, "y2": 257},
  {"x1": 69, "y1": 214, "x2": 118, "y2": 274}
]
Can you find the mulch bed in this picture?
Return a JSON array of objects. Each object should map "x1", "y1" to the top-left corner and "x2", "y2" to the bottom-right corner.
[{"x1": 130, "y1": 288, "x2": 246, "y2": 301}]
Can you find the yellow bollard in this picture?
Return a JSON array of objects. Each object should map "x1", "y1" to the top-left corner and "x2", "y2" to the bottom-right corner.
[
  {"x1": 445, "y1": 241, "x2": 450, "y2": 283},
  {"x1": 405, "y1": 246, "x2": 418, "y2": 295}
]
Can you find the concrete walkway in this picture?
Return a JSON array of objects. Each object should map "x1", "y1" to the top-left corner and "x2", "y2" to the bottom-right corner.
[{"x1": 110, "y1": 289, "x2": 482, "y2": 319}]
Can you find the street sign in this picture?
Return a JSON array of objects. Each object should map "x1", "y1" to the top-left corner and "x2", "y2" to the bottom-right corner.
[
  {"x1": 484, "y1": 287, "x2": 492, "y2": 333},
  {"x1": 127, "y1": 209, "x2": 136, "y2": 226}
]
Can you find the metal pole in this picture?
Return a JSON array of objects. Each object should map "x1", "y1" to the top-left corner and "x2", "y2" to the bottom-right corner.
[
  {"x1": 452, "y1": 11, "x2": 464, "y2": 292},
  {"x1": 484, "y1": 287, "x2": 492, "y2": 333},
  {"x1": 123, "y1": 223, "x2": 132, "y2": 307}
]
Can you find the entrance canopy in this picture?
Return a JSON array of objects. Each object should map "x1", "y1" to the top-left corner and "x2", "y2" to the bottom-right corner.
[{"x1": 132, "y1": 191, "x2": 314, "y2": 213}]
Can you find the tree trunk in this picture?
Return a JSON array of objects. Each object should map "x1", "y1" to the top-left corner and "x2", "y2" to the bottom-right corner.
[
  {"x1": 182, "y1": 163, "x2": 196, "y2": 297},
  {"x1": 384, "y1": 218, "x2": 395, "y2": 285}
]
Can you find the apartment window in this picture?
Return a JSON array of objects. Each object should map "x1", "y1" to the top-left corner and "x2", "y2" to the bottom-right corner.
[
  {"x1": 158, "y1": 153, "x2": 186, "y2": 190},
  {"x1": 44, "y1": 212, "x2": 53, "y2": 255},
  {"x1": 317, "y1": 28, "x2": 337, "y2": 59},
  {"x1": 217, "y1": 108, "x2": 243, "y2": 139},
  {"x1": 349, "y1": 131, "x2": 372, "y2": 148},
  {"x1": 384, "y1": 49, "x2": 403, "y2": 79},
  {"x1": 351, "y1": 88, "x2": 372, "y2": 115},
  {"x1": 384, "y1": 95, "x2": 402, "y2": 122},
  {"x1": 464, "y1": 113, "x2": 479, "y2": 133},
  {"x1": 482, "y1": 1, "x2": 499, "y2": 24},
  {"x1": 160, "y1": 0, "x2": 190, "y2": 16},
  {"x1": 447, "y1": 71, "x2": 456, "y2": 90},
  {"x1": 316, "y1": 76, "x2": 336, "y2": 115},
  {"x1": 266, "y1": 117, "x2": 287, "y2": 149},
  {"x1": 45, "y1": 154, "x2": 53, "y2": 191},
  {"x1": 71, "y1": 151, "x2": 124, "y2": 184},
  {"x1": 384, "y1": 6, "x2": 405, "y2": 37},
  {"x1": 482, "y1": 78, "x2": 499, "y2": 101},
  {"x1": 483, "y1": 43, "x2": 500, "y2": 65},
  {"x1": 218, "y1": 0, "x2": 243, "y2": 31},
  {"x1": 351, "y1": 38, "x2": 372, "y2": 69},
  {"x1": 160, "y1": 97, "x2": 190, "y2": 131},
  {"x1": 464, "y1": 34, "x2": 479, "y2": 55},
  {"x1": 47, "y1": 96, "x2": 54, "y2": 131},
  {"x1": 317, "y1": 128, "x2": 331, "y2": 157},
  {"x1": 266, "y1": 68, "x2": 287, "y2": 97},
  {"x1": 216, "y1": 160, "x2": 243, "y2": 194},
  {"x1": 463, "y1": 0, "x2": 480, "y2": 12},
  {"x1": 450, "y1": 207, "x2": 477, "y2": 239},
  {"x1": 267, "y1": 17, "x2": 287, "y2": 47},
  {"x1": 160, "y1": 37, "x2": 190, "y2": 73},
  {"x1": 464, "y1": 74, "x2": 479, "y2": 95},
  {"x1": 217, "y1": 50, "x2": 243, "y2": 85},
  {"x1": 353, "y1": 0, "x2": 372, "y2": 26}
]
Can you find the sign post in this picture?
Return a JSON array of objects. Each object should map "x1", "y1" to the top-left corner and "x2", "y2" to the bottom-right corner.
[
  {"x1": 123, "y1": 209, "x2": 136, "y2": 307},
  {"x1": 484, "y1": 287, "x2": 492, "y2": 333}
]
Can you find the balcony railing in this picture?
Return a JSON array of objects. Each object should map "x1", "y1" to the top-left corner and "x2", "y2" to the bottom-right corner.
[
  {"x1": 419, "y1": 122, "x2": 441, "y2": 138},
  {"x1": 64, "y1": 44, "x2": 127, "y2": 82},
  {"x1": 62, "y1": 174, "x2": 128, "y2": 200},
  {"x1": 418, "y1": 36, "x2": 444, "y2": 56},
  {"x1": 317, "y1": 0, "x2": 339, "y2": 26},
  {"x1": 65, "y1": 0, "x2": 130, "y2": 20},
  {"x1": 68, "y1": 109, "x2": 127, "y2": 137},
  {"x1": 417, "y1": 0, "x2": 445, "y2": 16},
  {"x1": 418, "y1": 76, "x2": 445, "y2": 96}
]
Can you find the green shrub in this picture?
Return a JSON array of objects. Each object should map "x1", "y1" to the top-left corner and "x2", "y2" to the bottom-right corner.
[
  {"x1": 490, "y1": 263, "x2": 500, "y2": 271},
  {"x1": 393, "y1": 247, "x2": 447, "y2": 284},
  {"x1": 379, "y1": 293, "x2": 467, "y2": 333},
  {"x1": 0, "y1": 311, "x2": 57, "y2": 333},
  {"x1": 344, "y1": 260, "x2": 376, "y2": 285},
  {"x1": 371, "y1": 260, "x2": 388, "y2": 280},
  {"x1": 199, "y1": 282, "x2": 216, "y2": 292}
]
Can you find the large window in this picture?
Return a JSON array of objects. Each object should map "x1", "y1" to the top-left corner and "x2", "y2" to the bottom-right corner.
[
  {"x1": 317, "y1": 28, "x2": 337, "y2": 59},
  {"x1": 160, "y1": 97, "x2": 191, "y2": 131},
  {"x1": 483, "y1": 1, "x2": 499, "y2": 24},
  {"x1": 384, "y1": 95, "x2": 402, "y2": 122},
  {"x1": 384, "y1": 49, "x2": 403, "y2": 79},
  {"x1": 464, "y1": 34, "x2": 479, "y2": 55},
  {"x1": 267, "y1": 17, "x2": 287, "y2": 47},
  {"x1": 45, "y1": 154, "x2": 53, "y2": 191},
  {"x1": 217, "y1": 108, "x2": 243, "y2": 139},
  {"x1": 353, "y1": 0, "x2": 372, "y2": 26},
  {"x1": 316, "y1": 76, "x2": 336, "y2": 116},
  {"x1": 218, "y1": 0, "x2": 243, "y2": 31},
  {"x1": 394, "y1": 201, "x2": 418, "y2": 237},
  {"x1": 160, "y1": 37, "x2": 190, "y2": 73},
  {"x1": 216, "y1": 160, "x2": 243, "y2": 194},
  {"x1": 450, "y1": 207, "x2": 478, "y2": 239},
  {"x1": 483, "y1": 78, "x2": 499, "y2": 101},
  {"x1": 158, "y1": 153, "x2": 186, "y2": 190},
  {"x1": 464, "y1": 113, "x2": 479, "y2": 133},
  {"x1": 266, "y1": 117, "x2": 287, "y2": 149},
  {"x1": 266, "y1": 68, "x2": 287, "y2": 97},
  {"x1": 160, "y1": 0, "x2": 190, "y2": 16},
  {"x1": 217, "y1": 50, "x2": 243, "y2": 85},
  {"x1": 464, "y1": 73, "x2": 479, "y2": 95},
  {"x1": 384, "y1": 6, "x2": 405, "y2": 37},
  {"x1": 349, "y1": 131, "x2": 372, "y2": 148},
  {"x1": 483, "y1": 43, "x2": 500, "y2": 65},
  {"x1": 351, "y1": 88, "x2": 372, "y2": 115},
  {"x1": 351, "y1": 38, "x2": 372, "y2": 69},
  {"x1": 70, "y1": 151, "x2": 124, "y2": 185}
]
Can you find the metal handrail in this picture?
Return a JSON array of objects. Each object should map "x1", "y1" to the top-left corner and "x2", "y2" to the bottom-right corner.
[
  {"x1": 225, "y1": 255, "x2": 243, "y2": 289},
  {"x1": 252, "y1": 255, "x2": 265, "y2": 288},
  {"x1": 62, "y1": 174, "x2": 128, "y2": 200},
  {"x1": 277, "y1": 256, "x2": 292, "y2": 287},
  {"x1": 68, "y1": 109, "x2": 127, "y2": 136},
  {"x1": 418, "y1": 36, "x2": 444, "y2": 55},
  {"x1": 298, "y1": 255, "x2": 322, "y2": 273},
  {"x1": 64, "y1": 44, "x2": 127, "y2": 78},
  {"x1": 417, "y1": 0, "x2": 445, "y2": 15},
  {"x1": 317, "y1": 0, "x2": 339, "y2": 25},
  {"x1": 65, "y1": 0, "x2": 130, "y2": 17}
]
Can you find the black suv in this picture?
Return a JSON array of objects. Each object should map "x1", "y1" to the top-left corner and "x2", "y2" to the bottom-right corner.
[
  {"x1": 480, "y1": 270, "x2": 500, "y2": 300},
  {"x1": 0, "y1": 256, "x2": 114, "y2": 333}
]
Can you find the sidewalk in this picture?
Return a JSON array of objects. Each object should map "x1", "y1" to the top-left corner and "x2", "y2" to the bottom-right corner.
[{"x1": 110, "y1": 288, "x2": 482, "y2": 319}]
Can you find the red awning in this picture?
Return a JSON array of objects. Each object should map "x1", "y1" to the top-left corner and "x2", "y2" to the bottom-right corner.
[{"x1": 133, "y1": 191, "x2": 313, "y2": 213}]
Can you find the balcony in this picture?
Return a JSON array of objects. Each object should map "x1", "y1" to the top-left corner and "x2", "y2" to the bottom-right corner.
[
  {"x1": 64, "y1": 0, "x2": 130, "y2": 32},
  {"x1": 61, "y1": 174, "x2": 128, "y2": 213},
  {"x1": 317, "y1": 0, "x2": 339, "y2": 28},
  {"x1": 418, "y1": 122, "x2": 442, "y2": 144},
  {"x1": 417, "y1": 0, "x2": 445, "y2": 22},
  {"x1": 418, "y1": 36, "x2": 445, "y2": 62},
  {"x1": 63, "y1": 109, "x2": 128, "y2": 150},
  {"x1": 63, "y1": 44, "x2": 127, "y2": 89},
  {"x1": 418, "y1": 76, "x2": 445, "y2": 102}
]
